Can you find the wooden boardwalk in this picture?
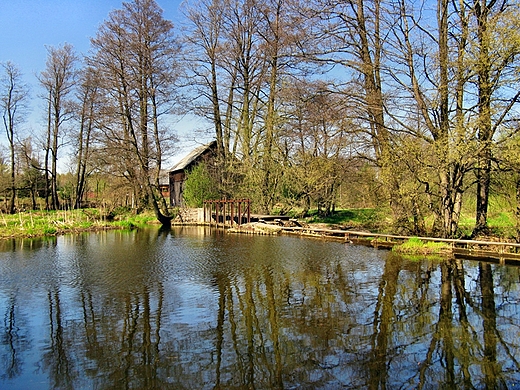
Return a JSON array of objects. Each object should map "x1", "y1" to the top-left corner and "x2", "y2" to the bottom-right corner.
[
  {"x1": 201, "y1": 198, "x2": 520, "y2": 264},
  {"x1": 279, "y1": 226, "x2": 520, "y2": 264}
]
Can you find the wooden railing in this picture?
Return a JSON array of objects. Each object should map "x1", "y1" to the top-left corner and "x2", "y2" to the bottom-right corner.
[
  {"x1": 280, "y1": 226, "x2": 520, "y2": 263},
  {"x1": 203, "y1": 199, "x2": 251, "y2": 227}
]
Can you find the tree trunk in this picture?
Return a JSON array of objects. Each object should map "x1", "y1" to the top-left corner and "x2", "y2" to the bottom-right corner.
[
  {"x1": 44, "y1": 93, "x2": 52, "y2": 211},
  {"x1": 473, "y1": 0, "x2": 493, "y2": 237},
  {"x1": 51, "y1": 113, "x2": 60, "y2": 210},
  {"x1": 516, "y1": 174, "x2": 520, "y2": 243}
]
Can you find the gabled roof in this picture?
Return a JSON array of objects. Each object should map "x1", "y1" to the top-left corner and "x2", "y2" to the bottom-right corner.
[{"x1": 169, "y1": 140, "x2": 217, "y2": 173}]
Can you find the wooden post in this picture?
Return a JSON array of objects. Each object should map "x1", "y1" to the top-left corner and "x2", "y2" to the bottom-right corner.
[
  {"x1": 203, "y1": 198, "x2": 251, "y2": 228},
  {"x1": 225, "y1": 199, "x2": 228, "y2": 226}
]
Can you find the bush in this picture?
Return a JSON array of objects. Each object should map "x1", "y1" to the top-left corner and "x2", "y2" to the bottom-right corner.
[{"x1": 182, "y1": 163, "x2": 220, "y2": 207}]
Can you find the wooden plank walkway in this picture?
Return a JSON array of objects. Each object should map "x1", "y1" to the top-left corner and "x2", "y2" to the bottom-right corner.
[{"x1": 277, "y1": 226, "x2": 520, "y2": 264}]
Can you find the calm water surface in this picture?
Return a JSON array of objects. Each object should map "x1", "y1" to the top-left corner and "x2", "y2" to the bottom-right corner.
[{"x1": 0, "y1": 226, "x2": 519, "y2": 389}]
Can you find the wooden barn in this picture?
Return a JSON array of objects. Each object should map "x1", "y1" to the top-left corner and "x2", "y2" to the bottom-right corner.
[{"x1": 169, "y1": 141, "x2": 217, "y2": 206}]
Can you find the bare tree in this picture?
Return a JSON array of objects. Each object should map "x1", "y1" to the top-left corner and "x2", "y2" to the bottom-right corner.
[
  {"x1": 1, "y1": 61, "x2": 29, "y2": 214},
  {"x1": 184, "y1": 0, "x2": 313, "y2": 212},
  {"x1": 280, "y1": 79, "x2": 354, "y2": 216},
  {"x1": 183, "y1": 0, "x2": 263, "y2": 201},
  {"x1": 387, "y1": 0, "x2": 520, "y2": 237},
  {"x1": 39, "y1": 44, "x2": 78, "y2": 210},
  {"x1": 183, "y1": 0, "x2": 232, "y2": 161},
  {"x1": 73, "y1": 67, "x2": 99, "y2": 209},
  {"x1": 89, "y1": 0, "x2": 180, "y2": 225}
]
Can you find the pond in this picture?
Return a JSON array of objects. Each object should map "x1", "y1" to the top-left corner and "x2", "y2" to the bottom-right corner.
[{"x1": 0, "y1": 226, "x2": 519, "y2": 389}]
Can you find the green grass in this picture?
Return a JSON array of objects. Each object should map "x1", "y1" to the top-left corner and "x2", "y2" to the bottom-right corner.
[
  {"x1": 393, "y1": 237, "x2": 452, "y2": 255},
  {"x1": 303, "y1": 208, "x2": 384, "y2": 228},
  {"x1": 0, "y1": 209, "x2": 158, "y2": 239},
  {"x1": 301, "y1": 206, "x2": 519, "y2": 239},
  {"x1": 458, "y1": 210, "x2": 517, "y2": 238}
]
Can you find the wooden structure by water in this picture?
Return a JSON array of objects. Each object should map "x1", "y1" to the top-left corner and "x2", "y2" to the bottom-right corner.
[
  {"x1": 279, "y1": 226, "x2": 520, "y2": 264},
  {"x1": 202, "y1": 200, "x2": 520, "y2": 263},
  {"x1": 203, "y1": 199, "x2": 291, "y2": 227},
  {"x1": 204, "y1": 199, "x2": 251, "y2": 226}
]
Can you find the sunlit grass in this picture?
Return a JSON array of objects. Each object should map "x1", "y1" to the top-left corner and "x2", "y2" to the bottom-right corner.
[
  {"x1": 303, "y1": 208, "x2": 385, "y2": 229},
  {"x1": 458, "y1": 210, "x2": 517, "y2": 238},
  {"x1": 393, "y1": 237, "x2": 452, "y2": 255},
  {"x1": 0, "y1": 208, "x2": 158, "y2": 239}
]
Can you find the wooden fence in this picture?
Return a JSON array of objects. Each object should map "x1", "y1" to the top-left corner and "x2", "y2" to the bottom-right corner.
[{"x1": 203, "y1": 199, "x2": 251, "y2": 227}]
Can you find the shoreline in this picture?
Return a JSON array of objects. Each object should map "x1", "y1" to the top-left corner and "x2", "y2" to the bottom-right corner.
[
  {"x1": 226, "y1": 221, "x2": 520, "y2": 264},
  {"x1": 3, "y1": 214, "x2": 520, "y2": 263}
]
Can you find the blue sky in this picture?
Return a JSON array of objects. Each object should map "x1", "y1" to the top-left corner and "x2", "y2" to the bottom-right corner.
[
  {"x1": 0, "y1": 0, "x2": 185, "y2": 75},
  {"x1": 0, "y1": 0, "x2": 203, "y2": 167}
]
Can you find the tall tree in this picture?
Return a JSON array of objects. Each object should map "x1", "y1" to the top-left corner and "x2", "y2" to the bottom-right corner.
[
  {"x1": 0, "y1": 62, "x2": 29, "y2": 214},
  {"x1": 308, "y1": 0, "x2": 406, "y2": 223},
  {"x1": 280, "y1": 79, "x2": 354, "y2": 216},
  {"x1": 39, "y1": 44, "x2": 78, "y2": 210},
  {"x1": 472, "y1": 0, "x2": 520, "y2": 236},
  {"x1": 310, "y1": 0, "x2": 387, "y2": 161},
  {"x1": 183, "y1": 0, "x2": 231, "y2": 161},
  {"x1": 74, "y1": 67, "x2": 99, "y2": 209},
  {"x1": 390, "y1": 0, "x2": 520, "y2": 237},
  {"x1": 255, "y1": 0, "x2": 309, "y2": 213},
  {"x1": 184, "y1": 0, "x2": 312, "y2": 212},
  {"x1": 396, "y1": 0, "x2": 470, "y2": 237},
  {"x1": 183, "y1": 0, "x2": 264, "y2": 200},
  {"x1": 18, "y1": 138, "x2": 46, "y2": 210},
  {"x1": 89, "y1": 0, "x2": 180, "y2": 225}
]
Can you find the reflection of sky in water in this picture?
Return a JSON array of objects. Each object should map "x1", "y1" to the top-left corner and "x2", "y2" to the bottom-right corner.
[
  {"x1": 1, "y1": 227, "x2": 520, "y2": 389},
  {"x1": 167, "y1": 281, "x2": 218, "y2": 326}
]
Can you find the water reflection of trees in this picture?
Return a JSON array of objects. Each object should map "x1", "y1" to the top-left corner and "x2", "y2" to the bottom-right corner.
[
  {"x1": 2, "y1": 232, "x2": 520, "y2": 388},
  {"x1": 205, "y1": 250, "x2": 520, "y2": 388},
  {"x1": 0, "y1": 294, "x2": 29, "y2": 381}
]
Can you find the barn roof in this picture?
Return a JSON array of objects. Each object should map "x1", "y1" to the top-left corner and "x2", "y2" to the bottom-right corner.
[{"x1": 169, "y1": 140, "x2": 217, "y2": 173}]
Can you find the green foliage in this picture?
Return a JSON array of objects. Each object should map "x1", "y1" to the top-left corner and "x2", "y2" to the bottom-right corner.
[
  {"x1": 113, "y1": 220, "x2": 137, "y2": 229},
  {"x1": 183, "y1": 163, "x2": 220, "y2": 207},
  {"x1": 17, "y1": 158, "x2": 48, "y2": 199},
  {"x1": 112, "y1": 206, "x2": 132, "y2": 216},
  {"x1": 489, "y1": 211, "x2": 515, "y2": 227}
]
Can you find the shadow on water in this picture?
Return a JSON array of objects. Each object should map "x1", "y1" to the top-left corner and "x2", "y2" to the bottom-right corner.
[{"x1": 0, "y1": 226, "x2": 520, "y2": 388}]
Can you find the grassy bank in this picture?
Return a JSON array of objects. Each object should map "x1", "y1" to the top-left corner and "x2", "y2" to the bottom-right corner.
[
  {"x1": 301, "y1": 208, "x2": 386, "y2": 231},
  {"x1": 0, "y1": 209, "x2": 158, "y2": 239},
  {"x1": 303, "y1": 207, "x2": 518, "y2": 240},
  {"x1": 392, "y1": 237, "x2": 452, "y2": 255},
  {"x1": 2, "y1": 206, "x2": 518, "y2": 241}
]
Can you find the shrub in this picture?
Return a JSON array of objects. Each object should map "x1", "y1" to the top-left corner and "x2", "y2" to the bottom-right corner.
[{"x1": 183, "y1": 163, "x2": 219, "y2": 207}]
